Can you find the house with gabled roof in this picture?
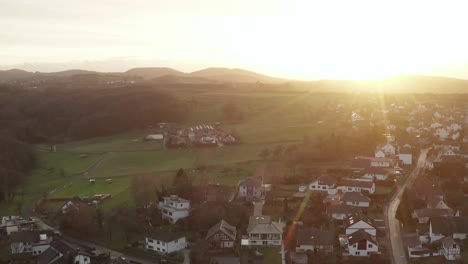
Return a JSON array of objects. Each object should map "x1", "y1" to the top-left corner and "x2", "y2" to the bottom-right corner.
[
  {"x1": 430, "y1": 216, "x2": 468, "y2": 242},
  {"x1": 10, "y1": 230, "x2": 54, "y2": 256},
  {"x1": 145, "y1": 229, "x2": 187, "y2": 254},
  {"x1": 61, "y1": 197, "x2": 91, "y2": 215},
  {"x1": 308, "y1": 175, "x2": 337, "y2": 193},
  {"x1": 344, "y1": 213, "x2": 376, "y2": 236},
  {"x1": 38, "y1": 238, "x2": 94, "y2": 264},
  {"x1": 206, "y1": 220, "x2": 237, "y2": 249},
  {"x1": 346, "y1": 229, "x2": 378, "y2": 257},
  {"x1": 426, "y1": 196, "x2": 451, "y2": 210},
  {"x1": 295, "y1": 226, "x2": 334, "y2": 254},
  {"x1": 398, "y1": 147, "x2": 413, "y2": 165},
  {"x1": 238, "y1": 177, "x2": 262, "y2": 200},
  {"x1": 442, "y1": 236, "x2": 461, "y2": 260},
  {"x1": 407, "y1": 235, "x2": 430, "y2": 258},
  {"x1": 245, "y1": 215, "x2": 283, "y2": 247},
  {"x1": 411, "y1": 208, "x2": 453, "y2": 224}
]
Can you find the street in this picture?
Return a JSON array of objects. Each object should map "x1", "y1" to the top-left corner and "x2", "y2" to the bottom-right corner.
[{"x1": 386, "y1": 148, "x2": 429, "y2": 264}]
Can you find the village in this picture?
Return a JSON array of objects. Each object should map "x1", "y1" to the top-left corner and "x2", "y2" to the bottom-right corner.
[{"x1": 1, "y1": 98, "x2": 467, "y2": 264}]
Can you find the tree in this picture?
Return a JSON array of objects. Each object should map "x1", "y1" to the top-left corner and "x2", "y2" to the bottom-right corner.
[
  {"x1": 173, "y1": 169, "x2": 193, "y2": 199},
  {"x1": 190, "y1": 239, "x2": 209, "y2": 264},
  {"x1": 259, "y1": 148, "x2": 270, "y2": 159},
  {"x1": 222, "y1": 103, "x2": 243, "y2": 121},
  {"x1": 96, "y1": 208, "x2": 103, "y2": 231},
  {"x1": 131, "y1": 174, "x2": 156, "y2": 207}
]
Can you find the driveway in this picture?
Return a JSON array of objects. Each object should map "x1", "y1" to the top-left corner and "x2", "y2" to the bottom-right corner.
[{"x1": 386, "y1": 148, "x2": 429, "y2": 264}]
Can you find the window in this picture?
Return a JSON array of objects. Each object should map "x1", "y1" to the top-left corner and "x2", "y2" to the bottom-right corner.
[
  {"x1": 322, "y1": 186, "x2": 326, "y2": 189},
  {"x1": 85, "y1": 258, "x2": 88, "y2": 261},
  {"x1": 148, "y1": 239, "x2": 154, "y2": 243},
  {"x1": 157, "y1": 247, "x2": 160, "y2": 251},
  {"x1": 148, "y1": 245, "x2": 154, "y2": 249},
  {"x1": 355, "y1": 251, "x2": 360, "y2": 255},
  {"x1": 369, "y1": 244, "x2": 373, "y2": 248},
  {"x1": 157, "y1": 241, "x2": 160, "y2": 244},
  {"x1": 162, "y1": 249, "x2": 166, "y2": 252},
  {"x1": 312, "y1": 185, "x2": 316, "y2": 189}
]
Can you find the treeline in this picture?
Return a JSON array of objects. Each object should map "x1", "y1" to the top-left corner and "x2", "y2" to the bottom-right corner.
[
  {"x1": 0, "y1": 84, "x2": 186, "y2": 142},
  {"x1": 0, "y1": 136, "x2": 36, "y2": 203},
  {"x1": 0, "y1": 84, "x2": 187, "y2": 203}
]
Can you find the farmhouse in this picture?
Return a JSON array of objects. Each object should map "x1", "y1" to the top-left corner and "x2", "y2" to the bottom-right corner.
[
  {"x1": 145, "y1": 230, "x2": 187, "y2": 254},
  {"x1": 429, "y1": 216, "x2": 468, "y2": 242},
  {"x1": 412, "y1": 208, "x2": 453, "y2": 224},
  {"x1": 61, "y1": 197, "x2": 91, "y2": 215},
  {"x1": 158, "y1": 195, "x2": 190, "y2": 224},
  {"x1": 206, "y1": 220, "x2": 237, "y2": 249},
  {"x1": 245, "y1": 215, "x2": 283, "y2": 246},
  {"x1": 238, "y1": 178, "x2": 262, "y2": 200}
]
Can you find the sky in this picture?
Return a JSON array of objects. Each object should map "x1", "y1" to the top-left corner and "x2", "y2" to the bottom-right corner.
[{"x1": 1, "y1": 0, "x2": 468, "y2": 80}]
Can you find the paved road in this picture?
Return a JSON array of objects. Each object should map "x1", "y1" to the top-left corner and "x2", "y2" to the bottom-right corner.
[{"x1": 386, "y1": 148, "x2": 429, "y2": 264}]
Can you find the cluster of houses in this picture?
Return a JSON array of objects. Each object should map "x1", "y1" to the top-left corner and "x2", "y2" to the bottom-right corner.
[{"x1": 165, "y1": 124, "x2": 237, "y2": 148}]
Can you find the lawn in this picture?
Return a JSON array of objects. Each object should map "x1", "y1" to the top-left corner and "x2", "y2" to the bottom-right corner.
[
  {"x1": 258, "y1": 247, "x2": 282, "y2": 264},
  {"x1": 375, "y1": 185, "x2": 395, "y2": 195},
  {"x1": 49, "y1": 177, "x2": 132, "y2": 199}
]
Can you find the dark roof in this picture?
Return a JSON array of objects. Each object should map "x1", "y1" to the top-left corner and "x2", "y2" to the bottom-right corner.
[
  {"x1": 296, "y1": 227, "x2": 334, "y2": 246},
  {"x1": 206, "y1": 220, "x2": 237, "y2": 241},
  {"x1": 37, "y1": 247, "x2": 61, "y2": 264},
  {"x1": 363, "y1": 167, "x2": 389, "y2": 175},
  {"x1": 430, "y1": 216, "x2": 468, "y2": 235},
  {"x1": 340, "y1": 192, "x2": 370, "y2": 203},
  {"x1": 146, "y1": 229, "x2": 185, "y2": 242},
  {"x1": 341, "y1": 179, "x2": 374, "y2": 189},
  {"x1": 413, "y1": 208, "x2": 452, "y2": 218},
  {"x1": 10, "y1": 230, "x2": 54, "y2": 243},
  {"x1": 347, "y1": 229, "x2": 377, "y2": 246},
  {"x1": 50, "y1": 238, "x2": 93, "y2": 258},
  {"x1": 316, "y1": 175, "x2": 337, "y2": 186},
  {"x1": 406, "y1": 236, "x2": 422, "y2": 248},
  {"x1": 238, "y1": 177, "x2": 261, "y2": 187},
  {"x1": 344, "y1": 213, "x2": 376, "y2": 229},
  {"x1": 327, "y1": 204, "x2": 361, "y2": 215},
  {"x1": 351, "y1": 157, "x2": 371, "y2": 170}
]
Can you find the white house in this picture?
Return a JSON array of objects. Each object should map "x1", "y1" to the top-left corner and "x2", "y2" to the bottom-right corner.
[
  {"x1": 10, "y1": 231, "x2": 54, "y2": 256},
  {"x1": 430, "y1": 122, "x2": 442, "y2": 129},
  {"x1": 379, "y1": 143, "x2": 396, "y2": 155},
  {"x1": 340, "y1": 192, "x2": 370, "y2": 208},
  {"x1": 60, "y1": 197, "x2": 91, "y2": 215},
  {"x1": 346, "y1": 230, "x2": 379, "y2": 257},
  {"x1": 308, "y1": 175, "x2": 337, "y2": 194},
  {"x1": 238, "y1": 178, "x2": 262, "y2": 200},
  {"x1": 245, "y1": 215, "x2": 283, "y2": 246},
  {"x1": 362, "y1": 167, "x2": 390, "y2": 181},
  {"x1": 145, "y1": 230, "x2": 187, "y2": 254},
  {"x1": 338, "y1": 179, "x2": 375, "y2": 194},
  {"x1": 442, "y1": 236, "x2": 461, "y2": 260},
  {"x1": 434, "y1": 127, "x2": 450, "y2": 140},
  {"x1": 158, "y1": 195, "x2": 190, "y2": 224},
  {"x1": 344, "y1": 214, "x2": 376, "y2": 236},
  {"x1": 448, "y1": 123, "x2": 462, "y2": 132},
  {"x1": 398, "y1": 147, "x2": 413, "y2": 165},
  {"x1": 427, "y1": 197, "x2": 451, "y2": 210}
]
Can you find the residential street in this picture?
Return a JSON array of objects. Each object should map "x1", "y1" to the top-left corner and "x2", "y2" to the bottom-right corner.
[{"x1": 386, "y1": 148, "x2": 429, "y2": 264}]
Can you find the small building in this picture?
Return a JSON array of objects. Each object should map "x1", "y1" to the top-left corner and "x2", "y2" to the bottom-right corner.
[
  {"x1": 245, "y1": 215, "x2": 283, "y2": 247},
  {"x1": 238, "y1": 178, "x2": 262, "y2": 200},
  {"x1": 398, "y1": 147, "x2": 413, "y2": 165},
  {"x1": 36, "y1": 238, "x2": 93, "y2": 264},
  {"x1": 206, "y1": 220, "x2": 237, "y2": 249},
  {"x1": 411, "y1": 208, "x2": 453, "y2": 224},
  {"x1": 158, "y1": 195, "x2": 190, "y2": 224},
  {"x1": 295, "y1": 227, "x2": 334, "y2": 254},
  {"x1": 370, "y1": 157, "x2": 392, "y2": 168},
  {"x1": 430, "y1": 216, "x2": 468, "y2": 242},
  {"x1": 340, "y1": 192, "x2": 370, "y2": 208},
  {"x1": 346, "y1": 229, "x2": 379, "y2": 256},
  {"x1": 407, "y1": 236, "x2": 430, "y2": 258},
  {"x1": 0, "y1": 216, "x2": 35, "y2": 235},
  {"x1": 145, "y1": 230, "x2": 187, "y2": 254}
]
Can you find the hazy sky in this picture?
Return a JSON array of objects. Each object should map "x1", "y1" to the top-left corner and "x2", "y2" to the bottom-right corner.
[{"x1": 1, "y1": 0, "x2": 468, "y2": 80}]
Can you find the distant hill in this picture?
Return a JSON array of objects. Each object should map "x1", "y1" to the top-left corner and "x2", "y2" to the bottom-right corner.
[
  {"x1": 188, "y1": 67, "x2": 285, "y2": 83},
  {"x1": 0, "y1": 69, "x2": 35, "y2": 81},
  {"x1": 124, "y1": 67, "x2": 184, "y2": 79},
  {"x1": 152, "y1": 74, "x2": 218, "y2": 84}
]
